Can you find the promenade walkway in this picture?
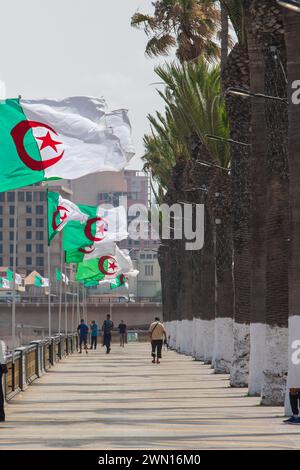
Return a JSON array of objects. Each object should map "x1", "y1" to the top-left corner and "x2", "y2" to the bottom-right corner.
[{"x1": 0, "y1": 343, "x2": 299, "y2": 450}]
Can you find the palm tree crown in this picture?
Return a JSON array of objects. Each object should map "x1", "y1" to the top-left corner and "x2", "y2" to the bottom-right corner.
[{"x1": 131, "y1": 0, "x2": 221, "y2": 62}]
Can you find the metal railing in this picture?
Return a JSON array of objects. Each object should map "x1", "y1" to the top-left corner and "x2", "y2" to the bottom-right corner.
[
  {"x1": 0, "y1": 296, "x2": 162, "y2": 305},
  {"x1": 4, "y1": 333, "x2": 78, "y2": 401}
]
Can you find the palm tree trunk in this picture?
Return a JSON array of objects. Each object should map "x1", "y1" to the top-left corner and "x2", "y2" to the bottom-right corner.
[
  {"x1": 246, "y1": 0, "x2": 289, "y2": 406},
  {"x1": 246, "y1": 20, "x2": 268, "y2": 397},
  {"x1": 209, "y1": 175, "x2": 234, "y2": 373},
  {"x1": 282, "y1": 9, "x2": 300, "y2": 415},
  {"x1": 223, "y1": 43, "x2": 252, "y2": 387}
]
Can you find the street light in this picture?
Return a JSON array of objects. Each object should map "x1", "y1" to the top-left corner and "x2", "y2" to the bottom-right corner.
[
  {"x1": 226, "y1": 87, "x2": 288, "y2": 104},
  {"x1": 277, "y1": 0, "x2": 300, "y2": 12},
  {"x1": 206, "y1": 133, "x2": 251, "y2": 147},
  {"x1": 196, "y1": 159, "x2": 231, "y2": 172}
]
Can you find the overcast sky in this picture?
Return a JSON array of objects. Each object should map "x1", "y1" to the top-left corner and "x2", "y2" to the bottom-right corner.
[{"x1": 0, "y1": 0, "x2": 168, "y2": 170}]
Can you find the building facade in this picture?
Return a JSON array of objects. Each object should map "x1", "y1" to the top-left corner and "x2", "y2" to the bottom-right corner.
[{"x1": 0, "y1": 182, "x2": 72, "y2": 278}]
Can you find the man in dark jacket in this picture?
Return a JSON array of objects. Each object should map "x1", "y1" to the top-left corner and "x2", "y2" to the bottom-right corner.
[
  {"x1": 102, "y1": 314, "x2": 114, "y2": 354},
  {"x1": 77, "y1": 319, "x2": 89, "y2": 354},
  {"x1": 0, "y1": 340, "x2": 7, "y2": 422}
]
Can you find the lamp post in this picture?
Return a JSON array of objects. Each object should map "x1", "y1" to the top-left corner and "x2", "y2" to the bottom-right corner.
[
  {"x1": 277, "y1": 0, "x2": 300, "y2": 12},
  {"x1": 206, "y1": 134, "x2": 251, "y2": 148},
  {"x1": 226, "y1": 87, "x2": 288, "y2": 105}
]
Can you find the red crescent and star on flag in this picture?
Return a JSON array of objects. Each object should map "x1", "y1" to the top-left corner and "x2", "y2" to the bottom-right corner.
[
  {"x1": 98, "y1": 256, "x2": 118, "y2": 276},
  {"x1": 52, "y1": 205, "x2": 70, "y2": 231},
  {"x1": 11, "y1": 120, "x2": 64, "y2": 171}
]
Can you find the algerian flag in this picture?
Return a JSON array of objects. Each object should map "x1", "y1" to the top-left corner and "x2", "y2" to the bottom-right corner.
[
  {"x1": 109, "y1": 274, "x2": 128, "y2": 290},
  {"x1": 0, "y1": 97, "x2": 134, "y2": 192},
  {"x1": 63, "y1": 205, "x2": 128, "y2": 251},
  {"x1": 34, "y1": 275, "x2": 49, "y2": 287},
  {"x1": 15, "y1": 273, "x2": 22, "y2": 285},
  {"x1": 76, "y1": 247, "x2": 134, "y2": 283},
  {"x1": 56, "y1": 268, "x2": 62, "y2": 282},
  {"x1": 47, "y1": 191, "x2": 88, "y2": 243},
  {"x1": 62, "y1": 273, "x2": 69, "y2": 285},
  {"x1": 0, "y1": 277, "x2": 10, "y2": 289},
  {"x1": 34, "y1": 275, "x2": 43, "y2": 287},
  {"x1": 6, "y1": 269, "x2": 14, "y2": 282},
  {"x1": 65, "y1": 241, "x2": 116, "y2": 264}
]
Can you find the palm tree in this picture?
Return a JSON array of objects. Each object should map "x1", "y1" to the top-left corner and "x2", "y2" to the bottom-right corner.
[
  {"x1": 282, "y1": 8, "x2": 300, "y2": 413},
  {"x1": 245, "y1": 0, "x2": 289, "y2": 406},
  {"x1": 142, "y1": 59, "x2": 232, "y2": 362},
  {"x1": 245, "y1": 14, "x2": 268, "y2": 397},
  {"x1": 131, "y1": 0, "x2": 221, "y2": 62},
  {"x1": 221, "y1": 3, "x2": 252, "y2": 387}
]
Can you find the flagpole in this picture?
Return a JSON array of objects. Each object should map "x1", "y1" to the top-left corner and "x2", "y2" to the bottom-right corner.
[
  {"x1": 64, "y1": 265, "x2": 68, "y2": 335},
  {"x1": 77, "y1": 282, "x2": 80, "y2": 326},
  {"x1": 46, "y1": 187, "x2": 52, "y2": 338},
  {"x1": 58, "y1": 236, "x2": 63, "y2": 335},
  {"x1": 47, "y1": 244, "x2": 51, "y2": 337},
  {"x1": 12, "y1": 189, "x2": 18, "y2": 361},
  {"x1": 71, "y1": 281, "x2": 75, "y2": 333}
]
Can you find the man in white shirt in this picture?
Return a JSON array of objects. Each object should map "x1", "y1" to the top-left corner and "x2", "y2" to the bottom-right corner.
[
  {"x1": 149, "y1": 317, "x2": 167, "y2": 364},
  {"x1": 0, "y1": 340, "x2": 7, "y2": 422}
]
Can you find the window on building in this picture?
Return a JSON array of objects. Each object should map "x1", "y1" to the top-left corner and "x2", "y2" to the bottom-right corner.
[
  {"x1": 0, "y1": 219, "x2": 3, "y2": 228},
  {"x1": 26, "y1": 257, "x2": 32, "y2": 266},
  {"x1": 26, "y1": 206, "x2": 32, "y2": 214},
  {"x1": 40, "y1": 192, "x2": 46, "y2": 202},
  {"x1": 9, "y1": 206, "x2": 15, "y2": 215},
  {"x1": 0, "y1": 207, "x2": 3, "y2": 215},
  {"x1": 26, "y1": 192, "x2": 32, "y2": 202},
  {"x1": 9, "y1": 245, "x2": 14, "y2": 254},
  {"x1": 153, "y1": 254, "x2": 158, "y2": 259},
  {"x1": 36, "y1": 218, "x2": 44, "y2": 228},
  {"x1": 145, "y1": 265, "x2": 154, "y2": 276},
  {"x1": 26, "y1": 218, "x2": 32, "y2": 227},
  {"x1": 36, "y1": 205, "x2": 44, "y2": 215},
  {"x1": 9, "y1": 218, "x2": 14, "y2": 228},
  {"x1": 9, "y1": 232, "x2": 14, "y2": 241},
  {"x1": 36, "y1": 257, "x2": 44, "y2": 267},
  {"x1": 7, "y1": 192, "x2": 15, "y2": 202},
  {"x1": 18, "y1": 192, "x2": 25, "y2": 202},
  {"x1": 140, "y1": 254, "x2": 146, "y2": 259},
  {"x1": 34, "y1": 192, "x2": 40, "y2": 202},
  {"x1": 26, "y1": 231, "x2": 32, "y2": 240},
  {"x1": 0, "y1": 245, "x2": 3, "y2": 254},
  {"x1": 36, "y1": 244, "x2": 44, "y2": 254},
  {"x1": 0, "y1": 194, "x2": 5, "y2": 202},
  {"x1": 0, "y1": 233, "x2": 3, "y2": 241},
  {"x1": 26, "y1": 244, "x2": 32, "y2": 253},
  {"x1": 36, "y1": 231, "x2": 44, "y2": 241},
  {"x1": 146, "y1": 254, "x2": 152, "y2": 259},
  {"x1": 0, "y1": 258, "x2": 3, "y2": 266}
]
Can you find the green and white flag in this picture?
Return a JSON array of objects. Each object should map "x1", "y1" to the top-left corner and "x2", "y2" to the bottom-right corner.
[
  {"x1": 34, "y1": 275, "x2": 49, "y2": 287},
  {"x1": 56, "y1": 268, "x2": 62, "y2": 282},
  {"x1": 48, "y1": 191, "x2": 88, "y2": 243},
  {"x1": 0, "y1": 277, "x2": 10, "y2": 289},
  {"x1": 6, "y1": 269, "x2": 14, "y2": 282},
  {"x1": 63, "y1": 205, "x2": 128, "y2": 251},
  {"x1": 76, "y1": 247, "x2": 134, "y2": 283},
  {"x1": 0, "y1": 97, "x2": 134, "y2": 192},
  {"x1": 34, "y1": 275, "x2": 43, "y2": 287},
  {"x1": 109, "y1": 274, "x2": 128, "y2": 290},
  {"x1": 65, "y1": 241, "x2": 116, "y2": 264}
]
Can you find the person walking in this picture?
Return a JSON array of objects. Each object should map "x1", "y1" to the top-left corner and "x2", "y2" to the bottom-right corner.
[
  {"x1": 77, "y1": 319, "x2": 89, "y2": 354},
  {"x1": 118, "y1": 320, "x2": 127, "y2": 347},
  {"x1": 149, "y1": 317, "x2": 167, "y2": 364},
  {"x1": 283, "y1": 388, "x2": 300, "y2": 424},
  {"x1": 102, "y1": 314, "x2": 114, "y2": 354},
  {"x1": 90, "y1": 320, "x2": 98, "y2": 350},
  {"x1": 0, "y1": 339, "x2": 7, "y2": 422}
]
